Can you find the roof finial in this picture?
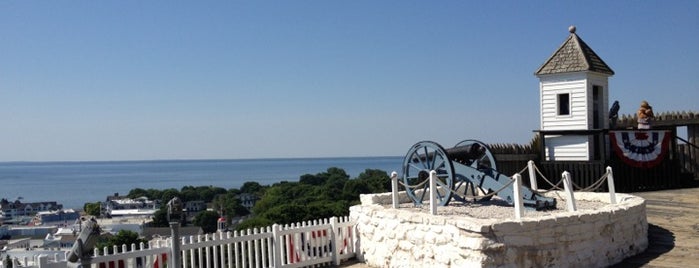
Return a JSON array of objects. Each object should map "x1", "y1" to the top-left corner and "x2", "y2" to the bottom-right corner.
[{"x1": 568, "y1": 25, "x2": 576, "y2": 34}]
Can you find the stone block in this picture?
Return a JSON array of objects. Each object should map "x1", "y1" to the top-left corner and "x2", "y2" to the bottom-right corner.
[
  {"x1": 398, "y1": 240, "x2": 413, "y2": 251},
  {"x1": 503, "y1": 235, "x2": 534, "y2": 246},
  {"x1": 491, "y1": 221, "x2": 522, "y2": 236},
  {"x1": 456, "y1": 236, "x2": 487, "y2": 250},
  {"x1": 537, "y1": 236, "x2": 555, "y2": 244},
  {"x1": 407, "y1": 229, "x2": 425, "y2": 245}
]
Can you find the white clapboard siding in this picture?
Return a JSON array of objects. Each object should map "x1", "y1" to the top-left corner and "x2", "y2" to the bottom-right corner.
[
  {"x1": 540, "y1": 77, "x2": 588, "y2": 130},
  {"x1": 544, "y1": 135, "x2": 590, "y2": 161}
]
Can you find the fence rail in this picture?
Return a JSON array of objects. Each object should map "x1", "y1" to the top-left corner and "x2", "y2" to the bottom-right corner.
[
  {"x1": 2, "y1": 216, "x2": 356, "y2": 268},
  {"x1": 676, "y1": 136, "x2": 699, "y2": 179}
]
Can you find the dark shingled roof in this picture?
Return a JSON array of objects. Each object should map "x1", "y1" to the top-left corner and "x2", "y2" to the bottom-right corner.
[{"x1": 535, "y1": 27, "x2": 614, "y2": 76}]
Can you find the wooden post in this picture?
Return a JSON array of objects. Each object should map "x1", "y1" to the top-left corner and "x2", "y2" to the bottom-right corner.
[
  {"x1": 272, "y1": 224, "x2": 282, "y2": 267},
  {"x1": 391, "y1": 171, "x2": 399, "y2": 209},
  {"x1": 429, "y1": 170, "x2": 437, "y2": 215},
  {"x1": 538, "y1": 132, "x2": 547, "y2": 161},
  {"x1": 513, "y1": 174, "x2": 524, "y2": 219},
  {"x1": 527, "y1": 160, "x2": 538, "y2": 190},
  {"x1": 562, "y1": 171, "x2": 577, "y2": 212},
  {"x1": 331, "y1": 217, "x2": 341, "y2": 266},
  {"x1": 606, "y1": 166, "x2": 617, "y2": 204},
  {"x1": 689, "y1": 125, "x2": 699, "y2": 175}
]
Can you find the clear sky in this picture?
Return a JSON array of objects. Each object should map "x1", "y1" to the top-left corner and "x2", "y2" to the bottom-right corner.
[{"x1": 1, "y1": 1, "x2": 698, "y2": 162}]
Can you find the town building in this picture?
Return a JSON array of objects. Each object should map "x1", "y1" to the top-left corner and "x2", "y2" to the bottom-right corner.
[
  {"x1": 184, "y1": 200, "x2": 207, "y2": 217},
  {"x1": 236, "y1": 193, "x2": 259, "y2": 211},
  {"x1": 103, "y1": 194, "x2": 158, "y2": 218},
  {"x1": 0, "y1": 199, "x2": 63, "y2": 220},
  {"x1": 31, "y1": 210, "x2": 80, "y2": 227}
]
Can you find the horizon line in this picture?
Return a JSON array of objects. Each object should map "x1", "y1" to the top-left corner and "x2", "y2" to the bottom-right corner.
[{"x1": 0, "y1": 155, "x2": 404, "y2": 165}]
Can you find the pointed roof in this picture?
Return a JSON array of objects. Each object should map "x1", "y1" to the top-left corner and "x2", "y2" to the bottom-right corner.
[{"x1": 535, "y1": 26, "x2": 614, "y2": 76}]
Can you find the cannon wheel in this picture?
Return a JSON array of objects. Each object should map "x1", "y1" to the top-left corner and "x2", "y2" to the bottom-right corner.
[
  {"x1": 452, "y1": 140, "x2": 498, "y2": 200},
  {"x1": 453, "y1": 139, "x2": 497, "y2": 171},
  {"x1": 402, "y1": 141, "x2": 455, "y2": 206}
]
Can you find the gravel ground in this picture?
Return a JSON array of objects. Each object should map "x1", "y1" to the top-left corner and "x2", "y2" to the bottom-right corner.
[{"x1": 394, "y1": 192, "x2": 607, "y2": 219}]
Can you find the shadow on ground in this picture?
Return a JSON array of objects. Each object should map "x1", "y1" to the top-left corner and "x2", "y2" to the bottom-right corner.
[{"x1": 611, "y1": 223, "x2": 675, "y2": 267}]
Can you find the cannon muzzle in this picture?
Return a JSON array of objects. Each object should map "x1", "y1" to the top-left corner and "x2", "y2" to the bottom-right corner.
[{"x1": 446, "y1": 143, "x2": 486, "y2": 165}]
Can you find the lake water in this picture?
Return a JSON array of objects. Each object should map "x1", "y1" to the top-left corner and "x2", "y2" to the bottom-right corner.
[{"x1": 0, "y1": 157, "x2": 403, "y2": 210}]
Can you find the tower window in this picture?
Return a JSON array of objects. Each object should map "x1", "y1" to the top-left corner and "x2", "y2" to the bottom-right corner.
[{"x1": 558, "y1": 93, "x2": 570, "y2": 116}]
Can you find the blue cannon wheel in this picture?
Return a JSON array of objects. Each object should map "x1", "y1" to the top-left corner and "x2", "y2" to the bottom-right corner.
[
  {"x1": 453, "y1": 139, "x2": 497, "y2": 171},
  {"x1": 402, "y1": 141, "x2": 455, "y2": 206},
  {"x1": 451, "y1": 139, "x2": 499, "y2": 201}
]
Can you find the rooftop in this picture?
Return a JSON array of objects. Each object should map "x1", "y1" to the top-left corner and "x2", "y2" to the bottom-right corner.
[{"x1": 535, "y1": 25, "x2": 614, "y2": 76}]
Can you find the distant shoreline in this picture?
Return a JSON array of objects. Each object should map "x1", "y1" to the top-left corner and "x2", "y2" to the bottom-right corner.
[
  {"x1": 0, "y1": 155, "x2": 402, "y2": 165},
  {"x1": 0, "y1": 156, "x2": 404, "y2": 210}
]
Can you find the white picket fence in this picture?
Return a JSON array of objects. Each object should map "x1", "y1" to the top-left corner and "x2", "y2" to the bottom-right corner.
[{"x1": 2, "y1": 216, "x2": 357, "y2": 268}]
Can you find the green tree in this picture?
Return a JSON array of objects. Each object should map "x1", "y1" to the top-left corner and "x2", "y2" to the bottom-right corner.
[
  {"x1": 236, "y1": 217, "x2": 272, "y2": 231},
  {"x1": 197, "y1": 186, "x2": 227, "y2": 202},
  {"x1": 95, "y1": 230, "x2": 147, "y2": 254},
  {"x1": 83, "y1": 202, "x2": 101, "y2": 217},
  {"x1": 240, "y1": 181, "x2": 264, "y2": 194},
  {"x1": 159, "y1": 188, "x2": 180, "y2": 204},
  {"x1": 193, "y1": 210, "x2": 221, "y2": 233},
  {"x1": 259, "y1": 203, "x2": 307, "y2": 224},
  {"x1": 127, "y1": 188, "x2": 149, "y2": 199},
  {"x1": 180, "y1": 186, "x2": 201, "y2": 202},
  {"x1": 356, "y1": 169, "x2": 391, "y2": 192},
  {"x1": 343, "y1": 169, "x2": 391, "y2": 201},
  {"x1": 245, "y1": 168, "x2": 355, "y2": 227},
  {"x1": 211, "y1": 193, "x2": 249, "y2": 225},
  {"x1": 146, "y1": 189, "x2": 163, "y2": 201},
  {"x1": 151, "y1": 206, "x2": 169, "y2": 227}
]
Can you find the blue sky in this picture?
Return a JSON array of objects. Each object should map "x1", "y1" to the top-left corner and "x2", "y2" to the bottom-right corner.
[{"x1": 1, "y1": 1, "x2": 698, "y2": 162}]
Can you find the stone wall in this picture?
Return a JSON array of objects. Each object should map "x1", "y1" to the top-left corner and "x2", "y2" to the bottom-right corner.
[{"x1": 349, "y1": 191, "x2": 648, "y2": 268}]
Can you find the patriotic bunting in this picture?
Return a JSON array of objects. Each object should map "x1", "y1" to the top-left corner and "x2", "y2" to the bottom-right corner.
[{"x1": 609, "y1": 130, "x2": 671, "y2": 168}]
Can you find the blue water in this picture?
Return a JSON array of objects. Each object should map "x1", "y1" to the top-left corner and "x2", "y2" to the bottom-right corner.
[{"x1": 0, "y1": 157, "x2": 403, "y2": 210}]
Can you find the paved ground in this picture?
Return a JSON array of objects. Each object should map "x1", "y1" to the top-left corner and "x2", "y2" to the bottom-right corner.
[
  {"x1": 340, "y1": 187, "x2": 699, "y2": 268},
  {"x1": 612, "y1": 187, "x2": 699, "y2": 267}
]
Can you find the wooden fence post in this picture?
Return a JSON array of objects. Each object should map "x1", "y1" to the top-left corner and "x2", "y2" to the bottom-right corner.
[
  {"x1": 331, "y1": 217, "x2": 341, "y2": 266},
  {"x1": 513, "y1": 174, "x2": 524, "y2": 219},
  {"x1": 606, "y1": 166, "x2": 617, "y2": 204},
  {"x1": 527, "y1": 160, "x2": 538, "y2": 190},
  {"x1": 272, "y1": 224, "x2": 282, "y2": 267},
  {"x1": 429, "y1": 170, "x2": 437, "y2": 215},
  {"x1": 391, "y1": 171, "x2": 399, "y2": 209},
  {"x1": 562, "y1": 171, "x2": 577, "y2": 212}
]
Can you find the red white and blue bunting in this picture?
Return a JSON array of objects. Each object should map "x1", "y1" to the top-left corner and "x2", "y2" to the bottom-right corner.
[{"x1": 609, "y1": 130, "x2": 671, "y2": 168}]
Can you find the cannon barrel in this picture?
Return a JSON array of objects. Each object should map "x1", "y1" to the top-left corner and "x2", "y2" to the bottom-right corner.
[
  {"x1": 410, "y1": 143, "x2": 487, "y2": 165},
  {"x1": 445, "y1": 143, "x2": 486, "y2": 164}
]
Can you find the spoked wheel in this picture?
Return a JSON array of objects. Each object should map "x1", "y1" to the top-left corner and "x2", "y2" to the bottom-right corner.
[
  {"x1": 451, "y1": 139, "x2": 499, "y2": 201},
  {"x1": 402, "y1": 141, "x2": 455, "y2": 206},
  {"x1": 453, "y1": 139, "x2": 497, "y2": 170}
]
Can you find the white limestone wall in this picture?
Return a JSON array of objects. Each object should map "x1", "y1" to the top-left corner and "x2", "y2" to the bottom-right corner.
[{"x1": 349, "y1": 192, "x2": 647, "y2": 268}]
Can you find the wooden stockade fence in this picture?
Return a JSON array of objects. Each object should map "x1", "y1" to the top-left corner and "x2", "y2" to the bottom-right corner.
[
  {"x1": 488, "y1": 143, "x2": 538, "y2": 183},
  {"x1": 489, "y1": 112, "x2": 699, "y2": 193},
  {"x1": 615, "y1": 111, "x2": 698, "y2": 128}
]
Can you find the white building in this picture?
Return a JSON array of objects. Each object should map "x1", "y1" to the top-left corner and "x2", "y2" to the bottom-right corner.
[
  {"x1": 0, "y1": 199, "x2": 63, "y2": 220},
  {"x1": 236, "y1": 193, "x2": 259, "y2": 211},
  {"x1": 103, "y1": 195, "x2": 158, "y2": 217},
  {"x1": 535, "y1": 26, "x2": 614, "y2": 161}
]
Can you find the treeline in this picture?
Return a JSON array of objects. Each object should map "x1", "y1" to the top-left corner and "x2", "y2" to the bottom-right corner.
[
  {"x1": 239, "y1": 167, "x2": 391, "y2": 230},
  {"x1": 126, "y1": 183, "x2": 262, "y2": 231},
  {"x1": 87, "y1": 167, "x2": 391, "y2": 233}
]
